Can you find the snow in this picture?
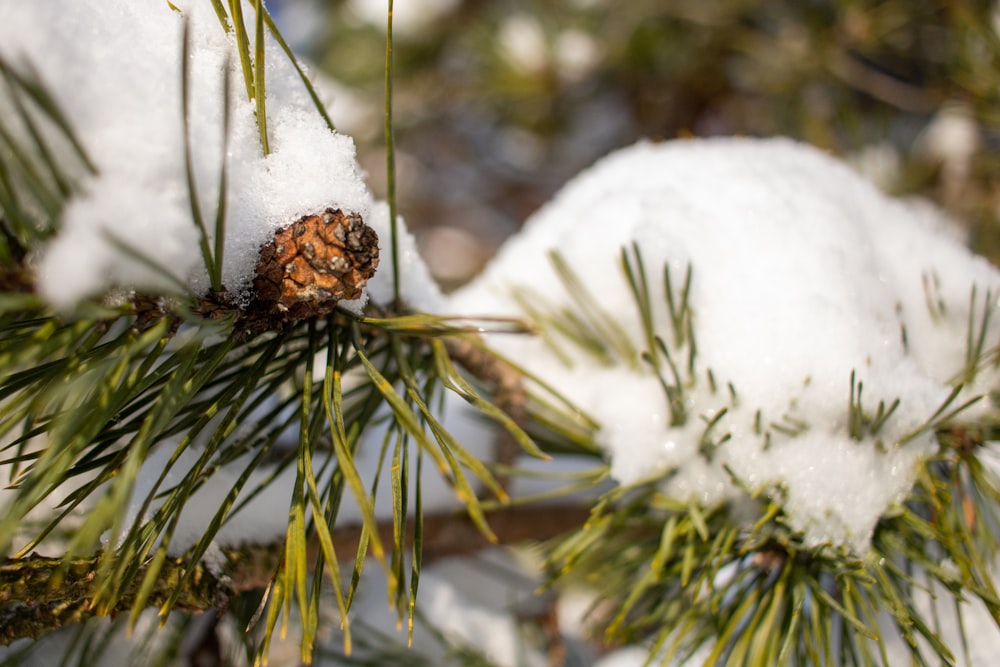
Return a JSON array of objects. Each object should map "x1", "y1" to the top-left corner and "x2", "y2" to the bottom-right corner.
[
  {"x1": 915, "y1": 101, "x2": 979, "y2": 202},
  {"x1": 554, "y1": 29, "x2": 603, "y2": 82},
  {"x1": 449, "y1": 137, "x2": 1000, "y2": 553},
  {"x1": 347, "y1": 0, "x2": 462, "y2": 38},
  {"x1": 406, "y1": 558, "x2": 548, "y2": 667},
  {"x1": 498, "y1": 14, "x2": 550, "y2": 74},
  {"x1": 878, "y1": 560, "x2": 1000, "y2": 665},
  {"x1": 496, "y1": 15, "x2": 603, "y2": 81},
  {"x1": 4, "y1": 0, "x2": 1000, "y2": 660},
  {"x1": 0, "y1": 1, "x2": 440, "y2": 312}
]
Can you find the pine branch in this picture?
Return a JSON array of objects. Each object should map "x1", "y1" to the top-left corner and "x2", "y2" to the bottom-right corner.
[
  {"x1": 1, "y1": 552, "x2": 229, "y2": 645},
  {"x1": 0, "y1": 205, "x2": 381, "y2": 340},
  {"x1": 0, "y1": 5, "x2": 595, "y2": 662},
  {"x1": 0, "y1": 504, "x2": 591, "y2": 645}
]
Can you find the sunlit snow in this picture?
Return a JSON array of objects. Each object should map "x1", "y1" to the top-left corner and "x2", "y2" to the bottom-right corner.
[
  {"x1": 3, "y1": 1, "x2": 1000, "y2": 663},
  {"x1": 450, "y1": 137, "x2": 1000, "y2": 552},
  {"x1": 0, "y1": 1, "x2": 441, "y2": 312}
]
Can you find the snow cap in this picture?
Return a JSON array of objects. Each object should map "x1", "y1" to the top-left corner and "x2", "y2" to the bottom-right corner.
[
  {"x1": 450, "y1": 137, "x2": 1000, "y2": 552},
  {"x1": 0, "y1": 1, "x2": 440, "y2": 312}
]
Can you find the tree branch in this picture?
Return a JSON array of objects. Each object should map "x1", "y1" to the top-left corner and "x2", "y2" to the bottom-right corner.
[{"x1": 1, "y1": 503, "x2": 590, "y2": 645}]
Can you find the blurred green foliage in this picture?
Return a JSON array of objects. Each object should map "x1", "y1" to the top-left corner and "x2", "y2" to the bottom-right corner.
[{"x1": 300, "y1": 0, "x2": 1000, "y2": 265}]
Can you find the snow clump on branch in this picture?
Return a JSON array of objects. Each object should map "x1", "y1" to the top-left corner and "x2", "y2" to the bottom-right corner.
[
  {"x1": 449, "y1": 137, "x2": 1000, "y2": 553},
  {"x1": 0, "y1": 1, "x2": 440, "y2": 313}
]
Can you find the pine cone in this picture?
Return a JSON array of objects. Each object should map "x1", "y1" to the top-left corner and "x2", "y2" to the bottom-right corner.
[{"x1": 251, "y1": 208, "x2": 379, "y2": 327}]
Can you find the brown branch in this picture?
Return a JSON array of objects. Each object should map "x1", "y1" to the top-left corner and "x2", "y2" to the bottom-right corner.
[
  {"x1": 827, "y1": 49, "x2": 941, "y2": 113},
  {"x1": 444, "y1": 335, "x2": 527, "y2": 491},
  {"x1": 1, "y1": 503, "x2": 590, "y2": 646}
]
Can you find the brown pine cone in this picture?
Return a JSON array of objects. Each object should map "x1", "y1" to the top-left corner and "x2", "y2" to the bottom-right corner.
[{"x1": 251, "y1": 208, "x2": 379, "y2": 327}]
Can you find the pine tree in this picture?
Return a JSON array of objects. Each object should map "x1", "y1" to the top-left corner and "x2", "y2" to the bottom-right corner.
[{"x1": 2, "y1": 2, "x2": 1000, "y2": 667}]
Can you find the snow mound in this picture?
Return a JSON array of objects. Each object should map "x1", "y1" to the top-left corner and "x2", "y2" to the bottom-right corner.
[
  {"x1": 0, "y1": 1, "x2": 440, "y2": 312},
  {"x1": 450, "y1": 137, "x2": 1000, "y2": 552}
]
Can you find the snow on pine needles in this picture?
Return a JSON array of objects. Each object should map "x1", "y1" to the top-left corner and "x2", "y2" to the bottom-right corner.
[
  {"x1": 450, "y1": 136, "x2": 1000, "y2": 553},
  {"x1": 0, "y1": 1, "x2": 440, "y2": 313}
]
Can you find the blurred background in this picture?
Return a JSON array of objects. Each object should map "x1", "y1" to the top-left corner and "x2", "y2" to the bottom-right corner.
[{"x1": 269, "y1": 0, "x2": 1000, "y2": 290}]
